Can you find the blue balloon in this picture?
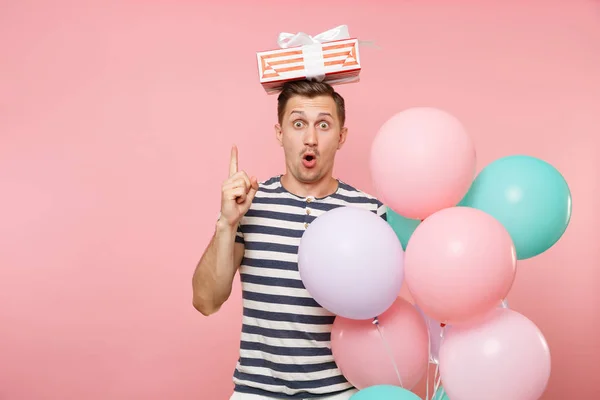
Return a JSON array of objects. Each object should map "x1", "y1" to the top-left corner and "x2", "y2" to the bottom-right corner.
[
  {"x1": 350, "y1": 385, "x2": 421, "y2": 400},
  {"x1": 459, "y1": 155, "x2": 571, "y2": 260},
  {"x1": 387, "y1": 209, "x2": 421, "y2": 250}
]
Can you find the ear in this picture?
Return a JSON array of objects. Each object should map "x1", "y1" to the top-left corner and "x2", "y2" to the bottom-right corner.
[
  {"x1": 337, "y1": 126, "x2": 348, "y2": 149},
  {"x1": 274, "y1": 123, "x2": 283, "y2": 146}
]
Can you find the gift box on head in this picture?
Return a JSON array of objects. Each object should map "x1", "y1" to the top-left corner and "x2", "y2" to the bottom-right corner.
[{"x1": 256, "y1": 25, "x2": 362, "y2": 93}]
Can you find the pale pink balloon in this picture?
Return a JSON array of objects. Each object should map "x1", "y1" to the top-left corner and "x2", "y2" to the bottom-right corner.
[
  {"x1": 370, "y1": 107, "x2": 476, "y2": 220},
  {"x1": 331, "y1": 297, "x2": 429, "y2": 390},
  {"x1": 439, "y1": 308, "x2": 551, "y2": 400},
  {"x1": 416, "y1": 299, "x2": 509, "y2": 365},
  {"x1": 404, "y1": 207, "x2": 517, "y2": 325}
]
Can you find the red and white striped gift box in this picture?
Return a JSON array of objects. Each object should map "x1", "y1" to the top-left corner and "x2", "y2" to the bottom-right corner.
[{"x1": 256, "y1": 38, "x2": 361, "y2": 94}]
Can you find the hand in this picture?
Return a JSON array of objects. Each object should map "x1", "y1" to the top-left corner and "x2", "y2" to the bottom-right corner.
[{"x1": 220, "y1": 145, "x2": 258, "y2": 228}]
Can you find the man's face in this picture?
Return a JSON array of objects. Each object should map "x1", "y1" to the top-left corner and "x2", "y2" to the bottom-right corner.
[{"x1": 275, "y1": 95, "x2": 347, "y2": 184}]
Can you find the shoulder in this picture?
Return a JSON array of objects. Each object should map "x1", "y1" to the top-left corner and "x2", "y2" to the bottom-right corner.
[
  {"x1": 246, "y1": 175, "x2": 285, "y2": 208},
  {"x1": 336, "y1": 180, "x2": 385, "y2": 205},
  {"x1": 335, "y1": 180, "x2": 388, "y2": 219},
  {"x1": 257, "y1": 175, "x2": 281, "y2": 191},
  {"x1": 252, "y1": 176, "x2": 284, "y2": 199}
]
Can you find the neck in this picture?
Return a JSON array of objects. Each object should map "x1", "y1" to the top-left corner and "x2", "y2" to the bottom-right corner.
[{"x1": 280, "y1": 174, "x2": 338, "y2": 198}]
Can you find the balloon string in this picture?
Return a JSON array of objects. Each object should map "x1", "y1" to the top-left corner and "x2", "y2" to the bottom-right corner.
[
  {"x1": 432, "y1": 325, "x2": 446, "y2": 398},
  {"x1": 425, "y1": 367, "x2": 430, "y2": 400},
  {"x1": 425, "y1": 359, "x2": 430, "y2": 400},
  {"x1": 425, "y1": 316, "x2": 434, "y2": 400},
  {"x1": 433, "y1": 363, "x2": 441, "y2": 397},
  {"x1": 373, "y1": 317, "x2": 404, "y2": 388}
]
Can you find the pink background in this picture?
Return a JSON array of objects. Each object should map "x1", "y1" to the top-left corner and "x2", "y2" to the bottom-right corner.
[{"x1": 1, "y1": 0, "x2": 599, "y2": 399}]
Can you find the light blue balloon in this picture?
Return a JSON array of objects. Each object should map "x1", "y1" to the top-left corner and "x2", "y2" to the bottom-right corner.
[
  {"x1": 433, "y1": 386, "x2": 449, "y2": 400},
  {"x1": 350, "y1": 385, "x2": 422, "y2": 400},
  {"x1": 459, "y1": 155, "x2": 572, "y2": 260},
  {"x1": 387, "y1": 209, "x2": 421, "y2": 250}
]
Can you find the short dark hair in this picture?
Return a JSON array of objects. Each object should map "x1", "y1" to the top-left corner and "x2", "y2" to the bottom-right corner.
[{"x1": 277, "y1": 80, "x2": 346, "y2": 127}]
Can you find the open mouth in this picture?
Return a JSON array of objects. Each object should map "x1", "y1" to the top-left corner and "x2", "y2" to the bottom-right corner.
[{"x1": 302, "y1": 153, "x2": 317, "y2": 168}]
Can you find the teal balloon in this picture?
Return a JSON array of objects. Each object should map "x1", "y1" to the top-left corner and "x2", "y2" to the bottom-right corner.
[
  {"x1": 387, "y1": 209, "x2": 421, "y2": 250},
  {"x1": 350, "y1": 385, "x2": 421, "y2": 400},
  {"x1": 433, "y1": 386, "x2": 449, "y2": 400},
  {"x1": 459, "y1": 155, "x2": 572, "y2": 260}
]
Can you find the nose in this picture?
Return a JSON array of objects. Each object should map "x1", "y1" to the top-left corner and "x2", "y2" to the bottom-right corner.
[{"x1": 303, "y1": 126, "x2": 318, "y2": 146}]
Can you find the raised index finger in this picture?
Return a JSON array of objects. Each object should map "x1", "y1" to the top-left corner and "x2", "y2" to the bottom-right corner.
[{"x1": 229, "y1": 145, "x2": 238, "y2": 177}]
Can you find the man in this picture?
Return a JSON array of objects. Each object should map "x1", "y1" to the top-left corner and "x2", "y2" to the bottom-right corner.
[{"x1": 192, "y1": 80, "x2": 387, "y2": 399}]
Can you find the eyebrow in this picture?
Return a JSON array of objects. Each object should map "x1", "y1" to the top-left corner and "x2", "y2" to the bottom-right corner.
[{"x1": 290, "y1": 110, "x2": 333, "y2": 118}]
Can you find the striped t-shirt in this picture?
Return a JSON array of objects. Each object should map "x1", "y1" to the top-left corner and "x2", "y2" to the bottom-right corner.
[{"x1": 232, "y1": 175, "x2": 387, "y2": 399}]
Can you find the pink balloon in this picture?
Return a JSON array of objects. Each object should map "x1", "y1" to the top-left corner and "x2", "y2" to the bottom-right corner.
[
  {"x1": 404, "y1": 207, "x2": 517, "y2": 325},
  {"x1": 331, "y1": 297, "x2": 429, "y2": 390},
  {"x1": 370, "y1": 107, "x2": 476, "y2": 220},
  {"x1": 416, "y1": 299, "x2": 509, "y2": 365},
  {"x1": 298, "y1": 206, "x2": 404, "y2": 320},
  {"x1": 439, "y1": 308, "x2": 551, "y2": 400}
]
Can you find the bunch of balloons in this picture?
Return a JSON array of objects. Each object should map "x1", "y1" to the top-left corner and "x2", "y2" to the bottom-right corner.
[{"x1": 297, "y1": 107, "x2": 571, "y2": 400}]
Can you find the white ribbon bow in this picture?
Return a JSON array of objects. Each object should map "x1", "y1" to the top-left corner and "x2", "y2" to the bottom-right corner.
[
  {"x1": 277, "y1": 24, "x2": 350, "y2": 48},
  {"x1": 277, "y1": 24, "x2": 378, "y2": 49}
]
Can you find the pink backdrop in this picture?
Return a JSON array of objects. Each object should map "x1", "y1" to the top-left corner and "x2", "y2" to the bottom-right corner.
[{"x1": 1, "y1": 1, "x2": 599, "y2": 399}]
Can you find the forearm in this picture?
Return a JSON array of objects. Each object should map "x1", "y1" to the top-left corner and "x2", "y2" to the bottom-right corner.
[{"x1": 192, "y1": 220, "x2": 238, "y2": 315}]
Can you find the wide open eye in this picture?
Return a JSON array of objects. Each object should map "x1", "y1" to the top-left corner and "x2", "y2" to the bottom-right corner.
[
  {"x1": 318, "y1": 122, "x2": 330, "y2": 129},
  {"x1": 293, "y1": 120, "x2": 305, "y2": 129}
]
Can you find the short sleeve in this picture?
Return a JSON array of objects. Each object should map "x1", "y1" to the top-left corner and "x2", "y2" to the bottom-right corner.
[
  {"x1": 235, "y1": 222, "x2": 244, "y2": 244},
  {"x1": 377, "y1": 203, "x2": 388, "y2": 222}
]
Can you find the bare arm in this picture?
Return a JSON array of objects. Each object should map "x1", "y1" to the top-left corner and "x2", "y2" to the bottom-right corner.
[
  {"x1": 192, "y1": 221, "x2": 245, "y2": 316},
  {"x1": 191, "y1": 145, "x2": 257, "y2": 316}
]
